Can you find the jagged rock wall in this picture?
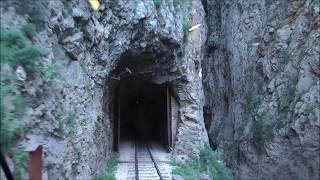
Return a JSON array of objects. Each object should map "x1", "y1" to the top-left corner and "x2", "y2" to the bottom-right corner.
[
  {"x1": 2, "y1": 0, "x2": 319, "y2": 179},
  {"x1": 203, "y1": 0, "x2": 320, "y2": 179},
  {"x1": 1, "y1": 0, "x2": 208, "y2": 179}
]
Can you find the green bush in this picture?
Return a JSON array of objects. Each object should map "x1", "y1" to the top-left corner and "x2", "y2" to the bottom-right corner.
[
  {"x1": 0, "y1": 42, "x2": 16, "y2": 65},
  {"x1": 172, "y1": 146, "x2": 233, "y2": 180},
  {"x1": 280, "y1": 49, "x2": 290, "y2": 62},
  {"x1": 173, "y1": 0, "x2": 185, "y2": 7},
  {"x1": 15, "y1": 46, "x2": 42, "y2": 73},
  {"x1": 14, "y1": 0, "x2": 46, "y2": 26},
  {"x1": 250, "y1": 119, "x2": 274, "y2": 149},
  {"x1": 43, "y1": 62, "x2": 58, "y2": 83},
  {"x1": 247, "y1": 96, "x2": 279, "y2": 151},
  {"x1": 0, "y1": 82, "x2": 26, "y2": 151},
  {"x1": 153, "y1": 0, "x2": 162, "y2": 8},
  {"x1": 56, "y1": 112, "x2": 77, "y2": 138},
  {"x1": 12, "y1": 148, "x2": 28, "y2": 179},
  {"x1": 95, "y1": 157, "x2": 119, "y2": 180},
  {"x1": 0, "y1": 110, "x2": 24, "y2": 151},
  {"x1": 0, "y1": 29, "x2": 26, "y2": 47},
  {"x1": 21, "y1": 23, "x2": 36, "y2": 39},
  {"x1": 248, "y1": 96, "x2": 262, "y2": 116},
  {"x1": 183, "y1": 22, "x2": 192, "y2": 32},
  {"x1": 275, "y1": 120, "x2": 286, "y2": 130},
  {"x1": 171, "y1": 156, "x2": 200, "y2": 179},
  {"x1": 0, "y1": 28, "x2": 42, "y2": 73},
  {"x1": 0, "y1": 28, "x2": 42, "y2": 152},
  {"x1": 12, "y1": 95, "x2": 27, "y2": 117}
]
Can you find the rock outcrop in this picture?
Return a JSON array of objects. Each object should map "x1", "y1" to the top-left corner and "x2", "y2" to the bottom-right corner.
[
  {"x1": 203, "y1": 0, "x2": 320, "y2": 179},
  {"x1": 1, "y1": 0, "x2": 208, "y2": 179},
  {"x1": 1, "y1": 0, "x2": 319, "y2": 179}
]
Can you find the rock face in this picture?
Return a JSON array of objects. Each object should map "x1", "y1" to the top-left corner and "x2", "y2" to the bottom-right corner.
[
  {"x1": 0, "y1": 0, "x2": 208, "y2": 179},
  {"x1": 1, "y1": 0, "x2": 319, "y2": 179},
  {"x1": 203, "y1": 0, "x2": 320, "y2": 179}
]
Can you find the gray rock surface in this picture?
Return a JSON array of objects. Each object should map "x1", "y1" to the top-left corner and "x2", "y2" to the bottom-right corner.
[
  {"x1": 203, "y1": 0, "x2": 320, "y2": 179},
  {"x1": 0, "y1": 0, "x2": 319, "y2": 179},
  {"x1": 1, "y1": 0, "x2": 208, "y2": 179}
]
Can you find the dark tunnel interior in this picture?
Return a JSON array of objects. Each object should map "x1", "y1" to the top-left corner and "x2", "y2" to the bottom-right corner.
[{"x1": 116, "y1": 76, "x2": 167, "y2": 146}]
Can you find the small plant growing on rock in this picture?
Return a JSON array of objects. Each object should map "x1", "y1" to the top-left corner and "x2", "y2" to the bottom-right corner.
[
  {"x1": 247, "y1": 96, "x2": 262, "y2": 116},
  {"x1": 153, "y1": 0, "x2": 162, "y2": 9},
  {"x1": 173, "y1": 0, "x2": 186, "y2": 7},
  {"x1": 15, "y1": 46, "x2": 42, "y2": 73},
  {"x1": 0, "y1": 78, "x2": 27, "y2": 152},
  {"x1": 275, "y1": 120, "x2": 286, "y2": 130},
  {"x1": 21, "y1": 23, "x2": 36, "y2": 40},
  {"x1": 14, "y1": 0, "x2": 46, "y2": 26},
  {"x1": 56, "y1": 111, "x2": 77, "y2": 138},
  {"x1": 12, "y1": 148, "x2": 28, "y2": 179},
  {"x1": 0, "y1": 28, "x2": 44, "y2": 152},
  {"x1": 0, "y1": 28, "x2": 42, "y2": 74},
  {"x1": 280, "y1": 49, "x2": 290, "y2": 63},
  {"x1": 43, "y1": 62, "x2": 59, "y2": 83},
  {"x1": 183, "y1": 22, "x2": 192, "y2": 32},
  {"x1": 171, "y1": 146, "x2": 233, "y2": 180},
  {"x1": 95, "y1": 156, "x2": 119, "y2": 180},
  {"x1": 250, "y1": 119, "x2": 274, "y2": 151}
]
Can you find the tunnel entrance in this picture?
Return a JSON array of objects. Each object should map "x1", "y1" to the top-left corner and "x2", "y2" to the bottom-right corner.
[
  {"x1": 118, "y1": 76, "x2": 167, "y2": 144},
  {"x1": 112, "y1": 76, "x2": 179, "y2": 152}
]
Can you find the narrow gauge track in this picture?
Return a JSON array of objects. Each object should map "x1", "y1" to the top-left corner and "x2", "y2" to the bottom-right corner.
[{"x1": 134, "y1": 142, "x2": 168, "y2": 180}]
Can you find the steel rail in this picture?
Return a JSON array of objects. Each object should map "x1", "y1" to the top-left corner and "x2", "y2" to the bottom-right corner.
[
  {"x1": 147, "y1": 143, "x2": 164, "y2": 180},
  {"x1": 135, "y1": 142, "x2": 139, "y2": 180}
]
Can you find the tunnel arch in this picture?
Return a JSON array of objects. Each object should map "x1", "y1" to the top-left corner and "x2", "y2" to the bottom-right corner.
[{"x1": 104, "y1": 52, "x2": 180, "y2": 152}]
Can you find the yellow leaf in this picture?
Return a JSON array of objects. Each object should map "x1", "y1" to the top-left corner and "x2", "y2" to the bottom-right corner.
[
  {"x1": 188, "y1": 24, "x2": 201, "y2": 32},
  {"x1": 89, "y1": 0, "x2": 100, "y2": 11}
]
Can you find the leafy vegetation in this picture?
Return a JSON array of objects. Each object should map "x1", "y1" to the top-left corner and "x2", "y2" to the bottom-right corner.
[
  {"x1": 297, "y1": 42, "x2": 307, "y2": 63},
  {"x1": 248, "y1": 97, "x2": 275, "y2": 147},
  {"x1": 173, "y1": 0, "x2": 186, "y2": 7},
  {"x1": 15, "y1": 46, "x2": 42, "y2": 73},
  {"x1": 0, "y1": 28, "x2": 42, "y2": 73},
  {"x1": 248, "y1": 96, "x2": 262, "y2": 116},
  {"x1": 183, "y1": 22, "x2": 192, "y2": 32},
  {"x1": 250, "y1": 119, "x2": 274, "y2": 150},
  {"x1": 95, "y1": 156, "x2": 119, "y2": 180},
  {"x1": 12, "y1": 148, "x2": 28, "y2": 179},
  {"x1": 95, "y1": 120, "x2": 102, "y2": 129},
  {"x1": 172, "y1": 146, "x2": 233, "y2": 180},
  {"x1": 0, "y1": 27, "x2": 43, "y2": 152},
  {"x1": 21, "y1": 23, "x2": 36, "y2": 39},
  {"x1": 14, "y1": 0, "x2": 46, "y2": 26},
  {"x1": 280, "y1": 49, "x2": 290, "y2": 63},
  {"x1": 0, "y1": 93, "x2": 25, "y2": 151},
  {"x1": 56, "y1": 111, "x2": 77, "y2": 138},
  {"x1": 153, "y1": 0, "x2": 187, "y2": 9},
  {"x1": 153, "y1": 0, "x2": 162, "y2": 8},
  {"x1": 275, "y1": 120, "x2": 286, "y2": 130},
  {"x1": 43, "y1": 62, "x2": 59, "y2": 83},
  {"x1": 246, "y1": 95, "x2": 289, "y2": 151}
]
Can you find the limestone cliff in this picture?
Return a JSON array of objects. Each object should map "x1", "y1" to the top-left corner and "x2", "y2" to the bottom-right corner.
[
  {"x1": 1, "y1": 0, "x2": 207, "y2": 179},
  {"x1": 203, "y1": 0, "x2": 320, "y2": 179},
  {"x1": 0, "y1": 0, "x2": 319, "y2": 179}
]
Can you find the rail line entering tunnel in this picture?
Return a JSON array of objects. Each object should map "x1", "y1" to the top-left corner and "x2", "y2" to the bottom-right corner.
[
  {"x1": 111, "y1": 67, "x2": 178, "y2": 179},
  {"x1": 134, "y1": 142, "x2": 165, "y2": 180},
  {"x1": 116, "y1": 140, "x2": 172, "y2": 180},
  {"x1": 111, "y1": 75, "x2": 179, "y2": 153}
]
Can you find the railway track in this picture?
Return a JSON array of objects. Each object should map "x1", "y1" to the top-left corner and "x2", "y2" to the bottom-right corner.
[
  {"x1": 125, "y1": 142, "x2": 171, "y2": 180},
  {"x1": 116, "y1": 141, "x2": 171, "y2": 180}
]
